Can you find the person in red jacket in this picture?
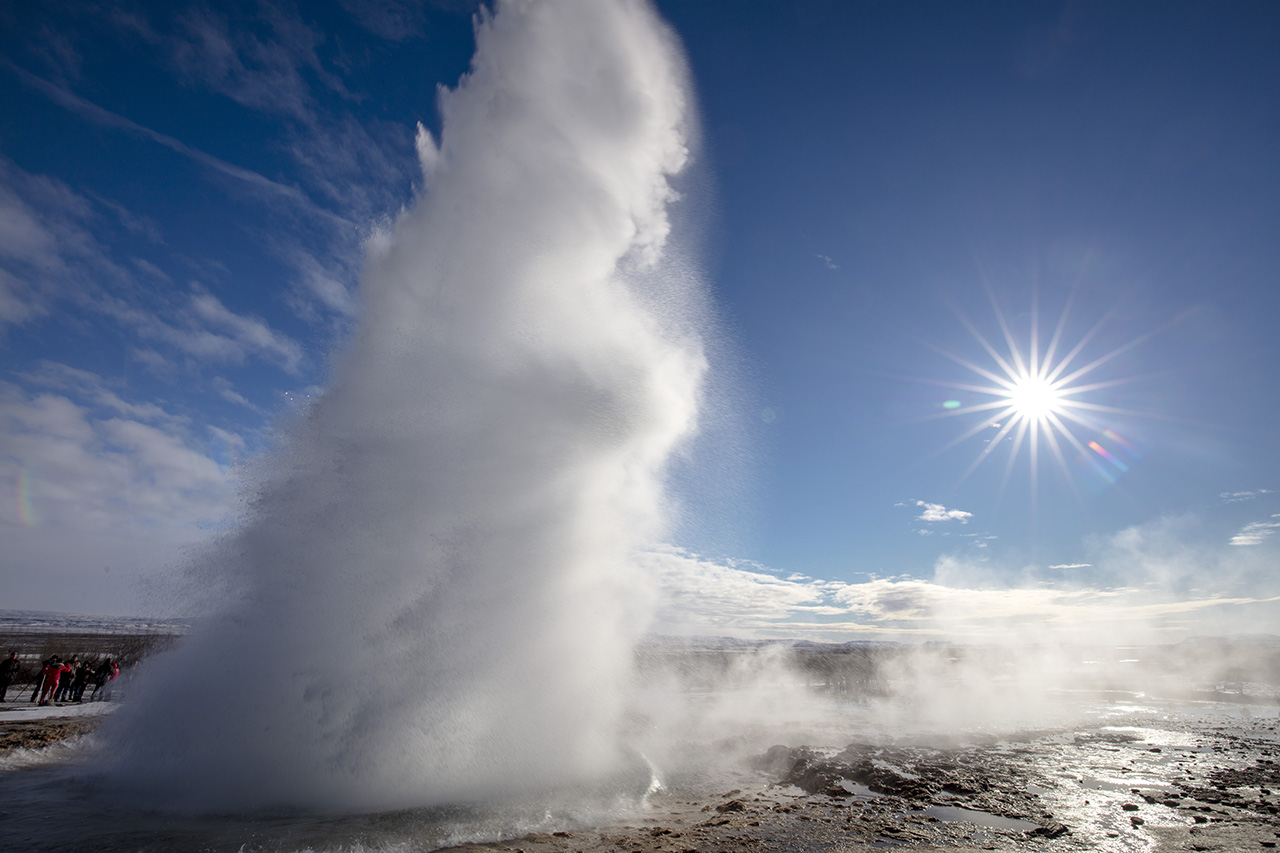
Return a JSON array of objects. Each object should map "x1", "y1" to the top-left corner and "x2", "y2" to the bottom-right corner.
[{"x1": 37, "y1": 657, "x2": 71, "y2": 706}]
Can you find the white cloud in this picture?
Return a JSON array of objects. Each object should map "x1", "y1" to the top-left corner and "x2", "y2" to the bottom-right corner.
[
  {"x1": 1230, "y1": 516, "x2": 1280, "y2": 546},
  {"x1": 0, "y1": 269, "x2": 38, "y2": 325},
  {"x1": 288, "y1": 114, "x2": 414, "y2": 221},
  {"x1": 639, "y1": 528, "x2": 1280, "y2": 644},
  {"x1": 189, "y1": 287, "x2": 304, "y2": 373},
  {"x1": 8, "y1": 67, "x2": 353, "y2": 230},
  {"x1": 0, "y1": 161, "x2": 309, "y2": 383},
  {"x1": 96, "y1": 287, "x2": 304, "y2": 375},
  {"x1": 0, "y1": 158, "x2": 111, "y2": 326},
  {"x1": 212, "y1": 377, "x2": 258, "y2": 411},
  {"x1": 130, "y1": 348, "x2": 177, "y2": 378},
  {"x1": 0, "y1": 380, "x2": 238, "y2": 613},
  {"x1": 0, "y1": 381, "x2": 233, "y2": 532},
  {"x1": 166, "y1": 5, "x2": 334, "y2": 122},
  {"x1": 132, "y1": 258, "x2": 171, "y2": 281},
  {"x1": 278, "y1": 242, "x2": 359, "y2": 322},
  {"x1": 1048, "y1": 563, "x2": 1093, "y2": 569},
  {"x1": 338, "y1": 0, "x2": 430, "y2": 41},
  {"x1": 915, "y1": 500, "x2": 972, "y2": 523},
  {"x1": 0, "y1": 178, "x2": 62, "y2": 267},
  {"x1": 1220, "y1": 489, "x2": 1273, "y2": 503},
  {"x1": 641, "y1": 547, "x2": 833, "y2": 637},
  {"x1": 21, "y1": 360, "x2": 189, "y2": 428}
]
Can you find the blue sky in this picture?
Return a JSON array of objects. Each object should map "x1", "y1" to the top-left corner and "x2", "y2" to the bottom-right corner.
[{"x1": 3, "y1": 0, "x2": 1278, "y2": 639}]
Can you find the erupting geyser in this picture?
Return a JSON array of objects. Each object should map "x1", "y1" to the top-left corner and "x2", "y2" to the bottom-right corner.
[{"x1": 103, "y1": 0, "x2": 706, "y2": 811}]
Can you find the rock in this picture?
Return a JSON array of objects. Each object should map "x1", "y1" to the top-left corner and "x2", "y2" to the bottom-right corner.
[
  {"x1": 1027, "y1": 822, "x2": 1069, "y2": 839},
  {"x1": 716, "y1": 800, "x2": 746, "y2": 813},
  {"x1": 753, "y1": 745, "x2": 799, "y2": 776},
  {"x1": 783, "y1": 756, "x2": 847, "y2": 795}
]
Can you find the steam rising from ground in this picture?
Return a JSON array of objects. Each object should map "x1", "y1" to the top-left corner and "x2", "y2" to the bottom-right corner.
[{"x1": 103, "y1": 0, "x2": 706, "y2": 811}]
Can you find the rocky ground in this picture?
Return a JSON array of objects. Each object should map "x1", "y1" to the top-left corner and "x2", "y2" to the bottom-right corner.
[
  {"x1": 438, "y1": 710, "x2": 1280, "y2": 853},
  {"x1": 2, "y1": 702, "x2": 1278, "y2": 853}
]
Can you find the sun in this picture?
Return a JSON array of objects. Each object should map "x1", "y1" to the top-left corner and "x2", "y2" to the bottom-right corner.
[
  {"x1": 917, "y1": 288, "x2": 1156, "y2": 494},
  {"x1": 1005, "y1": 373, "x2": 1064, "y2": 423}
]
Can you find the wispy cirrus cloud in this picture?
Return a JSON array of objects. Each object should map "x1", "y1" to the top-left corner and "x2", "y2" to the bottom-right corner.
[
  {"x1": 1219, "y1": 489, "x2": 1273, "y2": 503},
  {"x1": 4, "y1": 43, "x2": 404, "y2": 334},
  {"x1": 94, "y1": 285, "x2": 304, "y2": 376},
  {"x1": 1230, "y1": 516, "x2": 1280, "y2": 546},
  {"x1": 211, "y1": 377, "x2": 259, "y2": 412},
  {"x1": 3, "y1": 63, "x2": 355, "y2": 231},
  {"x1": 0, "y1": 157, "x2": 111, "y2": 326},
  {"x1": 134, "y1": 1, "x2": 348, "y2": 123},
  {"x1": 4, "y1": 1, "x2": 425, "y2": 341},
  {"x1": 19, "y1": 361, "x2": 189, "y2": 430},
  {"x1": 189, "y1": 287, "x2": 305, "y2": 374}
]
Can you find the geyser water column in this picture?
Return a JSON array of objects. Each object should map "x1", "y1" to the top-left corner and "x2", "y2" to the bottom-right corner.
[{"x1": 104, "y1": 0, "x2": 706, "y2": 811}]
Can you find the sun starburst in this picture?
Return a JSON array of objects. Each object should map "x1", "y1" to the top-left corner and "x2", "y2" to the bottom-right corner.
[{"x1": 918, "y1": 288, "x2": 1159, "y2": 497}]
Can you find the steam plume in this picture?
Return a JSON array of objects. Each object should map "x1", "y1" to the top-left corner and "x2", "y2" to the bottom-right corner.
[{"x1": 103, "y1": 0, "x2": 705, "y2": 811}]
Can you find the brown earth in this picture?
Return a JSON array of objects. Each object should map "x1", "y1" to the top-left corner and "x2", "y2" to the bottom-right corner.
[{"x1": 0, "y1": 715, "x2": 104, "y2": 754}]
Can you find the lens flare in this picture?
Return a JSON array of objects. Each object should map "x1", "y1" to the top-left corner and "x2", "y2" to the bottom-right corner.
[{"x1": 915, "y1": 287, "x2": 1164, "y2": 495}]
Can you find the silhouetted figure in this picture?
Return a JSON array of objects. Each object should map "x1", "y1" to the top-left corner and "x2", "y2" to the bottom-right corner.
[
  {"x1": 89, "y1": 659, "x2": 118, "y2": 702},
  {"x1": 70, "y1": 660, "x2": 91, "y2": 702},
  {"x1": 30, "y1": 655, "x2": 56, "y2": 703},
  {"x1": 54, "y1": 656, "x2": 79, "y2": 702},
  {"x1": 0, "y1": 651, "x2": 18, "y2": 702}
]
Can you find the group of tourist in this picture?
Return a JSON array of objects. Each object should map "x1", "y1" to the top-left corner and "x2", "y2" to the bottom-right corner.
[{"x1": 0, "y1": 651, "x2": 119, "y2": 705}]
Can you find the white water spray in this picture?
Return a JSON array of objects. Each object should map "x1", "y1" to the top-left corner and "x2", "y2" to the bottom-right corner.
[{"x1": 104, "y1": 0, "x2": 705, "y2": 811}]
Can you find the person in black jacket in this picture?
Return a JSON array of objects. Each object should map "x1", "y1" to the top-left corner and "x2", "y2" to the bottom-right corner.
[
  {"x1": 70, "y1": 660, "x2": 92, "y2": 702},
  {"x1": 0, "y1": 651, "x2": 18, "y2": 702},
  {"x1": 54, "y1": 656, "x2": 80, "y2": 703}
]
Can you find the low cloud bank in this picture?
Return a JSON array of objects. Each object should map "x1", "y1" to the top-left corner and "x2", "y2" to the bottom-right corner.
[
  {"x1": 644, "y1": 523, "x2": 1280, "y2": 644},
  {"x1": 1, "y1": 374, "x2": 238, "y2": 613}
]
